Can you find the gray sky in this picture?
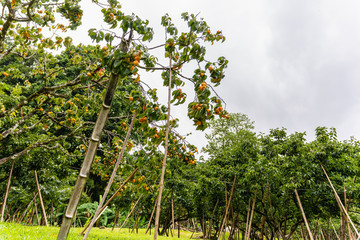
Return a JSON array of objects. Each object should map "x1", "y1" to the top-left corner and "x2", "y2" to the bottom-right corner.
[{"x1": 76, "y1": 1, "x2": 360, "y2": 155}]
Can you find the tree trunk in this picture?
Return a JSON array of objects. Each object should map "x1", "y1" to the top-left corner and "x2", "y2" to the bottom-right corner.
[
  {"x1": 57, "y1": 37, "x2": 131, "y2": 240},
  {"x1": 83, "y1": 112, "x2": 136, "y2": 239},
  {"x1": 153, "y1": 56, "x2": 173, "y2": 240},
  {"x1": 0, "y1": 158, "x2": 15, "y2": 222},
  {"x1": 34, "y1": 170, "x2": 48, "y2": 226}
]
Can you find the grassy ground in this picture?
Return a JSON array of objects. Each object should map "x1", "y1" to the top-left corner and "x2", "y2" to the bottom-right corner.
[{"x1": 0, "y1": 223, "x2": 200, "y2": 240}]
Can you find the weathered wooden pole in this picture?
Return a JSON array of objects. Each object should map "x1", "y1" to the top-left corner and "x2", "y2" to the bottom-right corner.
[
  {"x1": 245, "y1": 189, "x2": 257, "y2": 240},
  {"x1": 57, "y1": 37, "x2": 131, "y2": 240},
  {"x1": 320, "y1": 163, "x2": 360, "y2": 238},
  {"x1": 0, "y1": 158, "x2": 15, "y2": 222},
  {"x1": 145, "y1": 196, "x2": 158, "y2": 234},
  {"x1": 153, "y1": 55, "x2": 173, "y2": 240},
  {"x1": 294, "y1": 188, "x2": 314, "y2": 240},
  {"x1": 119, "y1": 194, "x2": 143, "y2": 231},
  {"x1": 80, "y1": 167, "x2": 139, "y2": 234},
  {"x1": 82, "y1": 113, "x2": 137, "y2": 239},
  {"x1": 217, "y1": 176, "x2": 236, "y2": 240},
  {"x1": 34, "y1": 170, "x2": 48, "y2": 226}
]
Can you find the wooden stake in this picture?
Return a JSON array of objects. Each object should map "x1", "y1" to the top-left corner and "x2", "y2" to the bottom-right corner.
[
  {"x1": 294, "y1": 188, "x2": 314, "y2": 240},
  {"x1": 244, "y1": 198, "x2": 251, "y2": 240},
  {"x1": 33, "y1": 193, "x2": 40, "y2": 225},
  {"x1": 153, "y1": 56, "x2": 173, "y2": 240},
  {"x1": 83, "y1": 113, "x2": 137, "y2": 240},
  {"x1": 112, "y1": 208, "x2": 120, "y2": 231},
  {"x1": 207, "y1": 199, "x2": 219, "y2": 239},
  {"x1": 80, "y1": 168, "x2": 138, "y2": 234},
  {"x1": 246, "y1": 189, "x2": 257, "y2": 240},
  {"x1": 330, "y1": 218, "x2": 340, "y2": 240},
  {"x1": 145, "y1": 195, "x2": 158, "y2": 234},
  {"x1": 0, "y1": 158, "x2": 15, "y2": 222},
  {"x1": 34, "y1": 170, "x2": 48, "y2": 226},
  {"x1": 320, "y1": 163, "x2": 360, "y2": 238},
  {"x1": 217, "y1": 176, "x2": 236, "y2": 240},
  {"x1": 19, "y1": 193, "x2": 38, "y2": 222},
  {"x1": 119, "y1": 194, "x2": 143, "y2": 231},
  {"x1": 57, "y1": 36, "x2": 132, "y2": 240},
  {"x1": 171, "y1": 191, "x2": 175, "y2": 237}
]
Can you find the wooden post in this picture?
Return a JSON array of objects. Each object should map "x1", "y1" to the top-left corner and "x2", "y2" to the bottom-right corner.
[
  {"x1": 217, "y1": 176, "x2": 236, "y2": 240},
  {"x1": 207, "y1": 198, "x2": 219, "y2": 239},
  {"x1": 34, "y1": 170, "x2": 48, "y2": 226},
  {"x1": 80, "y1": 168, "x2": 139, "y2": 234},
  {"x1": 153, "y1": 55, "x2": 173, "y2": 240},
  {"x1": 112, "y1": 208, "x2": 120, "y2": 231},
  {"x1": 294, "y1": 188, "x2": 314, "y2": 240},
  {"x1": 119, "y1": 194, "x2": 143, "y2": 231},
  {"x1": 57, "y1": 36, "x2": 132, "y2": 240},
  {"x1": 145, "y1": 195, "x2": 158, "y2": 234},
  {"x1": 171, "y1": 191, "x2": 175, "y2": 237},
  {"x1": 20, "y1": 193, "x2": 38, "y2": 222},
  {"x1": 330, "y1": 218, "x2": 340, "y2": 240},
  {"x1": 33, "y1": 193, "x2": 40, "y2": 225},
  {"x1": 320, "y1": 163, "x2": 360, "y2": 238},
  {"x1": 83, "y1": 113, "x2": 137, "y2": 240},
  {"x1": 246, "y1": 189, "x2": 257, "y2": 240},
  {"x1": 244, "y1": 198, "x2": 251, "y2": 240},
  {"x1": 50, "y1": 201, "x2": 54, "y2": 226},
  {"x1": 0, "y1": 158, "x2": 15, "y2": 222}
]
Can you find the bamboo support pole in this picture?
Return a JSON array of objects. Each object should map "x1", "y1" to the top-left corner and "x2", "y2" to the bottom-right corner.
[
  {"x1": 153, "y1": 55, "x2": 173, "y2": 240},
  {"x1": 0, "y1": 158, "x2": 15, "y2": 222},
  {"x1": 207, "y1": 198, "x2": 219, "y2": 239},
  {"x1": 19, "y1": 192, "x2": 38, "y2": 222},
  {"x1": 112, "y1": 208, "x2": 120, "y2": 231},
  {"x1": 245, "y1": 189, "x2": 257, "y2": 240},
  {"x1": 82, "y1": 112, "x2": 136, "y2": 240},
  {"x1": 145, "y1": 196, "x2": 158, "y2": 234},
  {"x1": 171, "y1": 191, "x2": 175, "y2": 237},
  {"x1": 330, "y1": 218, "x2": 340, "y2": 240},
  {"x1": 217, "y1": 176, "x2": 236, "y2": 240},
  {"x1": 119, "y1": 194, "x2": 143, "y2": 231},
  {"x1": 80, "y1": 168, "x2": 139, "y2": 234},
  {"x1": 244, "y1": 198, "x2": 251, "y2": 240},
  {"x1": 294, "y1": 188, "x2": 314, "y2": 240},
  {"x1": 34, "y1": 170, "x2": 48, "y2": 226},
  {"x1": 57, "y1": 36, "x2": 131, "y2": 240},
  {"x1": 320, "y1": 163, "x2": 360, "y2": 238},
  {"x1": 33, "y1": 193, "x2": 40, "y2": 225}
]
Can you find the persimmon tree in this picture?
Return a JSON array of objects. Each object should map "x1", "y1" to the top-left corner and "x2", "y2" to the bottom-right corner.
[{"x1": 0, "y1": 0, "x2": 229, "y2": 238}]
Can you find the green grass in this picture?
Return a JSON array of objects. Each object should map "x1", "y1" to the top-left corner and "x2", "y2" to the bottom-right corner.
[{"x1": 0, "y1": 223, "x2": 199, "y2": 240}]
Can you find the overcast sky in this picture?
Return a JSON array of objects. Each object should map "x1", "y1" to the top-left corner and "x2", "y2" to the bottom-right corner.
[{"x1": 76, "y1": 1, "x2": 360, "y2": 155}]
